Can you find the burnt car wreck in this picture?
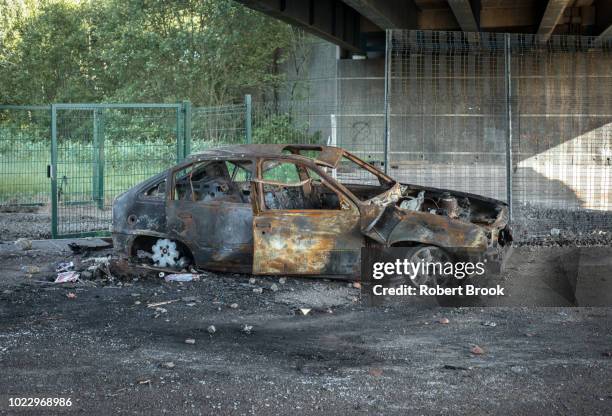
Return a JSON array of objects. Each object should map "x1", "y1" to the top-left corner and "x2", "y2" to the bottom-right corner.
[{"x1": 112, "y1": 144, "x2": 512, "y2": 280}]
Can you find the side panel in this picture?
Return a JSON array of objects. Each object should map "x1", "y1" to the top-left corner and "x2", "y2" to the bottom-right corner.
[
  {"x1": 167, "y1": 200, "x2": 253, "y2": 272},
  {"x1": 252, "y1": 210, "x2": 363, "y2": 276}
]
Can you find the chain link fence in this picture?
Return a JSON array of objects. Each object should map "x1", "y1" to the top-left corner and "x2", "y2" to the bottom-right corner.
[
  {"x1": 510, "y1": 34, "x2": 612, "y2": 238},
  {"x1": 387, "y1": 30, "x2": 612, "y2": 240}
]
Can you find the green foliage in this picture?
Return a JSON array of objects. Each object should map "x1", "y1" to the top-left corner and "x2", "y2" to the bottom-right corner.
[
  {"x1": 0, "y1": 0, "x2": 291, "y2": 105},
  {"x1": 253, "y1": 113, "x2": 321, "y2": 145}
]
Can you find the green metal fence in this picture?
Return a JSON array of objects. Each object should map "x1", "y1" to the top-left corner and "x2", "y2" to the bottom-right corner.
[
  {"x1": 0, "y1": 105, "x2": 51, "y2": 206},
  {"x1": 50, "y1": 103, "x2": 184, "y2": 237},
  {"x1": 0, "y1": 100, "x2": 260, "y2": 238}
]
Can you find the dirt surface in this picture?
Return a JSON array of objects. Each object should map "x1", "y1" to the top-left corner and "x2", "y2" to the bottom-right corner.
[
  {"x1": 1, "y1": 240, "x2": 611, "y2": 415},
  {"x1": 0, "y1": 212, "x2": 52, "y2": 241}
]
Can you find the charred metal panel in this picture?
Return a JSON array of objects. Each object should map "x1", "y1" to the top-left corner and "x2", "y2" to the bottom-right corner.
[
  {"x1": 252, "y1": 210, "x2": 363, "y2": 276},
  {"x1": 167, "y1": 200, "x2": 254, "y2": 273},
  {"x1": 112, "y1": 174, "x2": 168, "y2": 236},
  {"x1": 387, "y1": 210, "x2": 489, "y2": 249}
]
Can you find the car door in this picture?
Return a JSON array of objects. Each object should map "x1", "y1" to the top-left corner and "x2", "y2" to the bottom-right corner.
[
  {"x1": 252, "y1": 159, "x2": 363, "y2": 277},
  {"x1": 166, "y1": 158, "x2": 254, "y2": 272}
]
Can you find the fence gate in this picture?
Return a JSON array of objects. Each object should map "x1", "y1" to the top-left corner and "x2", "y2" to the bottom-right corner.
[
  {"x1": 50, "y1": 103, "x2": 184, "y2": 238},
  {"x1": 0, "y1": 105, "x2": 51, "y2": 207}
]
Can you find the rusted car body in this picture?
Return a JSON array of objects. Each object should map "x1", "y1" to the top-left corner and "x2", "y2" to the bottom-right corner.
[{"x1": 112, "y1": 144, "x2": 512, "y2": 279}]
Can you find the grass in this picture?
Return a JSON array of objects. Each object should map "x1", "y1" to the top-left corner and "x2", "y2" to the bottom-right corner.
[{"x1": 0, "y1": 137, "x2": 231, "y2": 207}]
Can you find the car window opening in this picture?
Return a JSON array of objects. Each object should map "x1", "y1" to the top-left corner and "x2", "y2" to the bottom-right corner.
[
  {"x1": 174, "y1": 160, "x2": 252, "y2": 204},
  {"x1": 260, "y1": 161, "x2": 342, "y2": 210}
]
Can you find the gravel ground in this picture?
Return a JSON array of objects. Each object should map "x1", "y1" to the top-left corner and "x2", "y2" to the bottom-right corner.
[
  {"x1": 0, "y1": 240, "x2": 611, "y2": 415},
  {"x1": 0, "y1": 212, "x2": 52, "y2": 241}
]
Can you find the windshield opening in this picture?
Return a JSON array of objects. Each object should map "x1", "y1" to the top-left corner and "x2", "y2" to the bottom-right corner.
[{"x1": 324, "y1": 155, "x2": 395, "y2": 202}]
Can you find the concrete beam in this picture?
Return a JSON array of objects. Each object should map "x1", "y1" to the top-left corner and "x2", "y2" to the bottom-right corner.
[
  {"x1": 342, "y1": 0, "x2": 418, "y2": 29},
  {"x1": 595, "y1": 25, "x2": 612, "y2": 42},
  {"x1": 447, "y1": 0, "x2": 480, "y2": 32},
  {"x1": 537, "y1": 0, "x2": 572, "y2": 41},
  {"x1": 236, "y1": 0, "x2": 362, "y2": 52},
  {"x1": 595, "y1": 0, "x2": 612, "y2": 42}
]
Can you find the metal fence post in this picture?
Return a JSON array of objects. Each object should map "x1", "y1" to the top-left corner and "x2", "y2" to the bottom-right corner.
[
  {"x1": 244, "y1": 94, "x2": 252, "y2": 144},
  {"x1": 383, "y1": 30, "x2": 391, "y2": 175},
  {"x1": 92, "y1": 108, "x2": 105, "y2": 210},
  {"x1": 504, "y1": 33, "x2": 513, "y2": 221},
  {"x1": 50, "y1": 104, "x2": 58, "y2": 239},
  {"x1": 176, "y1": 104, "x2": 184, "y2": 162},
  {"x1": 183, "y1": 100, "x2": 192, "y2": 157}
]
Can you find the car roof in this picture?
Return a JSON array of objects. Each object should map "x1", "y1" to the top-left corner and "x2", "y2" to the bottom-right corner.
[{"x1": 188, "y1": 144, "x2": 345, "y2": 168}]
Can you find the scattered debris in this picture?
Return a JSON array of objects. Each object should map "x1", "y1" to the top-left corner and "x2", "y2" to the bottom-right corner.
[
  {"x1": 439, "y1": 317, "x2": 450, "y2": 324},
  {"x1": 136, "y1": 250, "x2": 153, "y2": 260},
  {"x1": 181, "y1": 296, "x2": 197, "y2": 302},
  {"x1": 68, "y1": 239, "x2": 111, "y2": 254},
  {"x1": 21, "y1": 265, "x2": 41, "y2": 275},
  {"x1": 14, "y1": 238, "x2": 32, "y2": 251},
  {"x1": 482, "y1": 321, "x2": 497, "y2": 327},
  {"x1": 249, "y1": 278, "x2": 256, "y2": 284},
  {"x1": 55, "y1": 261, "x2": 74, "y2": 273},
  {"x1": 270, "y1": 283, "x2": 279, "y2": 292},
  {"x1": 299, "y1": 308, "x2": 311, "y2": 316},
  {"x1": 147, "y1": 299, "x2": 179, "y2": 308},
  {"x1": 184, "y1": 338, "x2": 196, "y2": 345},
  {"x1": 164, "y1": 273, "x2": 199, "y2": 282},
  {"x1": 154, "y1": 307, "x2": 167, "y2": 314},
  {"x1": 252, "y1": 287, "x2": 263, "y2": 294},
  {"x1": 443, "y1": 364, "x2": 471, "y2": 371},
  {"x1": 550, "y1": 228, "x2": 561, "y2": 237},
  {"x1": 279, "y1": 277, "x2": 287, "y2": 284},
  {"x1": 134, "y1": 301, "x2": 141, "y2": 305},
  {"x1": 135, "y1": 378, "x2": 152, "y2": 385},
  {"x1": 160, "y1": 362, "x2": 175, "y2": 369},
  {"x1": 470, "y1": 345, "x2": 485, "y2": 355},
  {"x1": 242, "y1": 324, "x2": 253, "y2": 334},
  {"x1": 66, "y1": 292, "x2": 77, "y2": 299},
  {"x1": 82, "y1": 256, "x2": 111, "y2": 266},
  {"x1": 207, "y1": 325, "x2": 216, "y2": 334},
  {"x1": 229, "y1": 303, "x2": 238, "y2": 309},
  {"x1": 55, "y1": 271, "x2": 80, "y2": 283},
  {"x1": 353, "y1": 282, "x2": 361, "y2": 289}
]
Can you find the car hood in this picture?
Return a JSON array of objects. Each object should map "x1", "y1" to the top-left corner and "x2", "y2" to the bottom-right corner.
[{"x1": 361, "y1": 182, "x2": 510, "y2": 248}]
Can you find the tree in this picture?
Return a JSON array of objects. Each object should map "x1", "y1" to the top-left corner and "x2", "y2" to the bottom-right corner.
[{"x1": 0, "y1": 0, "x2": 293, "y2": 105}]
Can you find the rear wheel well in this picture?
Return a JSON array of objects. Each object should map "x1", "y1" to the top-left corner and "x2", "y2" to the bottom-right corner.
[{"x1": 130, "y1": 235, "x2": 194, "y2": 265}]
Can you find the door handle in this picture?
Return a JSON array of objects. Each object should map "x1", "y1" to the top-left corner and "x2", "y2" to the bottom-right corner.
[{"x1": 256, "y1": 221, "x2": 271, "y2": 229}]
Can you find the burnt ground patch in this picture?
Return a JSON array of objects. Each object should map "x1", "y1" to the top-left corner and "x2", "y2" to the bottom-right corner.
[{"x1": 0, "y1": 240, "x2": 611, "y2": 415}]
